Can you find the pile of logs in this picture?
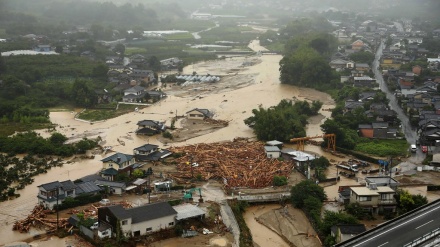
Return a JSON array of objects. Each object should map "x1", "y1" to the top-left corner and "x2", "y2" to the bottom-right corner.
[
  {"x1": 204, "y1": 118, "x2": 230, "y2": 126},
  {"x1": 12, "y1": 205, "x2": 68, "y2": 233},
  {"x1": 13, "y1": 200, "x2": 134, "y2": 233},
  {"x1": 169, "y1": 139, "x2": 294, "y2": 188}
]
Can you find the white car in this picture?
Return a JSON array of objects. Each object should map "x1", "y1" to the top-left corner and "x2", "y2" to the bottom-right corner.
[
  {"x1": 100, "y1": 199, "x2": 110, "y2": 205},
  {"x1": 90, "y1": 222, "x2": 99, "y2": 230}
]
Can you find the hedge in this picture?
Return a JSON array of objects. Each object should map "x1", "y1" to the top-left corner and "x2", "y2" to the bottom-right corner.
[{"x1": 54, "y1": 194, "x2": 102, "y2": 210}]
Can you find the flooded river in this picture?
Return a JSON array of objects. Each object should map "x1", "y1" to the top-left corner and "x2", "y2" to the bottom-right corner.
[{"x1": 243, "y1": 205, "x2": 290, "y2": 247}]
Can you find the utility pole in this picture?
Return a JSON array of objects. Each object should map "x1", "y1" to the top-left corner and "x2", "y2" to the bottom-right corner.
[
  {"x1": 56, "y1": 187, "x2": 59, "y2": 231},
  {"x1": 146, "y1": 167, "x2": 153, "y2": 204}
]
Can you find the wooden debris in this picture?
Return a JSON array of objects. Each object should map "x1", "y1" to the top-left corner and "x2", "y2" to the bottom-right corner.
[
  {"x1": 169, "y1": 138, "x2": 294, "y2": 188},
  {"x1": 13, "y1": 200, "x2": 134, "y2": 233}
]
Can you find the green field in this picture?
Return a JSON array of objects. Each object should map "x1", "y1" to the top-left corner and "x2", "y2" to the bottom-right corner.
[
  {"x1": 354, "y1": 139, "x2": 409, "y2": 157},
  {"x1": 77, "y1": 104, "x2": 147, "y2": 122}
]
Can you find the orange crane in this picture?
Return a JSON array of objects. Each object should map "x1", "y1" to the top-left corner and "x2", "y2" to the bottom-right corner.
[{"x1": 290, "y1": 134, "x2": 336, "y2": 151}]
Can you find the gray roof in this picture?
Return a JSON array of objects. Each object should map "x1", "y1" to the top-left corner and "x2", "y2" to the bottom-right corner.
[
  {"x1": 60, "y1": 180, "x2": 77, "y2": 191},
  {"x1": 266, "y1": 140, "x2": 283, "y2": 146},
  {"x1": 38, "y1": 181, "x2": 63, "y2": 191},
  {"x1": 101, "y1": 153, "x2": 134, "y2": 165},
  {"x1": 186, "y1": 108, "x2": 212, "y2": 117},
  {"x1": 134, "y1": 144, "x2": 158, "y2": 152},
  {"x1": 76, "y1": 181, "x2": 102, "y2": 194},
  {"x1": 107, "y1": 202, "x2": 177, "y2": 223},
  {"x1": 264, "y1": 146, "x2": 280, "y2": 152},
  {"x1": 332, "y1": 224, "x2": 366, "y2": 235},
  {"x1": 124, "y1": 86, "x2": 145, "y2": 94},
  {"x1": 137, "y1": 120, "x2": 163, "y2": 128},
  {"x1": 80, "y1": 174, "x2": 105, "y2": 183},
  {"x1": 358, "y1": 124, "x2": 373, "y2": 129},
  {"x1": 372, "y1": 122, "x2": 389, "y2": 129},
  {"x1": 94, "y1": 180, "x2": 126, "y2": 189},
  {"x1": 365, "y1": 176, "x2": 398, "y2": 185}
]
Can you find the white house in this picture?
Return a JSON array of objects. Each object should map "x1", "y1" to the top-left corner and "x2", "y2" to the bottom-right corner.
[
  {"x1": 264, "y1": 146, "x2": 281, "y2": 159},
  {"x1": 97, "y1": 202, "x2": 177, "y2": 238}
]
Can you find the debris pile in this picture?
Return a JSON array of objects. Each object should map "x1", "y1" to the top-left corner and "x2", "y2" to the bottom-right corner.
[
  {"x1": 204, "y1": 118, "x2": 230, "y2": 126},
  {"x1": 12, "y1": 205, "x2": 68, "y2": 233},
  {"x1": 13, "y1": 200, "x2": 134, "y2": 233},
  {"x1": 169, "y1": 138, "x2": 293, "y2": 188}
]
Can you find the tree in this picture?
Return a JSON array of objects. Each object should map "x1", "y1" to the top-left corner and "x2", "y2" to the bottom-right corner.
[
  {"x1": 148, "y1": 56, "x2": 161, "y2": 71},
  {"x1": 320, "y1": 210, "x2": 358, "y2": 236},
  {"x1": 396, "y1": 190, "x2": 428, "y2": 214},
  {"x1": 132, "y1": 169, "x2": 144, "y2": 178},
  {"x1": 244, "y1": 100, "x2": 321, "y2": 141},
  {"x1": 290, "y1": 180, "x2": 327, "y2": 208},
  {"x1": 113, "y1": 44, "x2": 125, "y2": 56},
  {"x1": 49, "y1": 133, "x2": 68, "y2": 146},
  {"x1": 273, "y1": 176, "x2": 288, "y2": 186},
  {"x1": 71, "y1": 79, "x2": 97, "y2": 107}
]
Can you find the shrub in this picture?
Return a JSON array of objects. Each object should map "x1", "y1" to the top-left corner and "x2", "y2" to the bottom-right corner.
[
  {"x1": 273, "y1": 175, "x2": 288, "y2": 186},
  {"x1": 162, "y1": 131, "x2": 173, "y2": 139}
]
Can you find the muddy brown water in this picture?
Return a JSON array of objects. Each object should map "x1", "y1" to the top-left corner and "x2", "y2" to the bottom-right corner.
[
  {"x1": 243, "y1": 205, "x2": 290, "y2": 247},
  {"x1": 1, "y1": 40, "x2": 338, "y2": 245}
]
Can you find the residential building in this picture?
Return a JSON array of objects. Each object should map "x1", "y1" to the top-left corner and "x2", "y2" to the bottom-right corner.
[
  {"x1": 133, "y1": 144, "x2": 172, "y2": 162},
  {"x1": 351, "y1": 40, "x2": 365, "y2": 51},
  {"x1": 331, "y1": 224, "x2": 367, "y2": 243},
  {"x1": 37, "y1": 180, "x2": 102, "y2": 209},
  {"x1": 349, "y1": 185, "x2": 397, "y2": 214},
  {"x1": 123, "y1": 86, "x2": 146, "y2": 103},
  {"x1": 101, "y1": 153, "x2": 136, "y2": 179},
  {"x1": 97, "y1": 202, "x2": 177, "y2": 238},
  {"x1": 264, "y1": 146, "x2": 281, "y2": 159},
  {"x1": 135, "y1": 120, "x2": 166, "y2": 135},
  {"x1": 186, "y1": 108, "x2": 213, "y2": 120}
]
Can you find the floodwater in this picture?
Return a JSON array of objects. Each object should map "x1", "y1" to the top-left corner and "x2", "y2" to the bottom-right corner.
[
  {"x1": 243, "y1": 205, "x2": 290, "y2": 247},
  {"x1": 1, "y1": 40, "x2": 338, "y2": 245}
]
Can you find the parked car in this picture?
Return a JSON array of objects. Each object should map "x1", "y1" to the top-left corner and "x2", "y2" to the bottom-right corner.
[
  {"x1": 90, "y1": 222, "x2": 99, "y2": 230},
  {"x1": 410, "y1": 144, "x2": 417, "y2": 153},
  {"x1": 100, "y1": 199, "x2": 110, "y2": 205},
  {"x1": 422, "y1": 146, "x2": 428, "y2": 153}
]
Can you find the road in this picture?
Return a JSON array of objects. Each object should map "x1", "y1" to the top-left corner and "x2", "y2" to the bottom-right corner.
[
  {"x1": 337, "y1": 202, "x2": 440, "y2": 246},
  {"x1": 373, "y1": 41, "x2": 424, "y2": 164}
]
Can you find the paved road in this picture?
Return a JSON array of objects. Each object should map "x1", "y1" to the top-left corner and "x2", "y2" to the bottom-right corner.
[
  {"x1": 373, "y1": 40, "x2": 424, "y2": 164},
  {"x1": 337, "y1": 202, "x2": 440, "y2": 246}
]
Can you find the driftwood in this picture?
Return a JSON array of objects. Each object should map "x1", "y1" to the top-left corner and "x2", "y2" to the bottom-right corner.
[
  {"x1": 13, "y1": 200, "x2": 133, "y2": 233},
  {"x1": 169, "y1": 138, "x2": 294, "y2": 188}
]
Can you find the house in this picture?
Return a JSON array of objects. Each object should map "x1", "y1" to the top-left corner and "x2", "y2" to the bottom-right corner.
[
  {"x1": 264, "y1": 146, "x2": 281, "y2": 159},
  {"x1": 101, "y1": 153, "x2": 136, "y2": 179},
  {"x1": 331, "y1": 224, "x2": 367, "y2": 243},
  {"x1": 349, "y1": 184, "x2": 397, "y2": 214},
  {"x1": 97, "y1": 202, "x2": 177, "y2": 238},
  {"x1": 123, "y1": 86, "x2": 146, "y2": 103},
  {"x1": 266, "y1": 140, "x2": 284, "y2": 149},
  {"x1": 146, "y1": 90, "x2": 167, "y2": 103},
  {"x1": 381, "y1": 55, "x2": 401, "y2": 69},
  {"x1": 95, "y1": 89, "x2": 112, "y2": 104},
  {"x1": 133, "y1": 144, "x2": 172, "y2": 162},
  {"x1": 37, "y1": 180, "x2": 102, "y2": 209},
  {"x1": 351, "y1": 40, "x2": 365, "y2": 51},
  {"x1": 355, "y1": 63, "x2": 370, "y2": 72},
  {"x1": 34, "y1": 45, "x2": 52, "y2": 52},
  {"x1": 344, "y1": 100, "x2": 364, "y2": 113},
  {"x1": 353, "y1": 77, "x2": 376, "y2": 88},
  {"x1": 365, "y1": 176, "x2": 399, "y2": 190},
  {"x1": 160, "y1": 57, "x2": 182, "y2": 70},
  {"x1": 398, "y1": 79, "x2": 416, "y2": 96},
  {"x1": 358, "y1": 122, "x2": 397, "y2": 139},
  {"x1": 412, "y1": 65, "x2": 422, "y2": 76},
  {"x1": 186, "y1": 108, "x2": 213, "y2": 120},
  {"x1": 136, "y1": 120, "x2": 166, "y2": 135},
  {"x1": 281, "y1": 149, "x2": 316, "y2": 167},
  {"x1": 329, "y1": 59, "x2": 354, "y2": 70},
  {"x1": 94, "y1": 180, "x2": 126, "y2": 195}
]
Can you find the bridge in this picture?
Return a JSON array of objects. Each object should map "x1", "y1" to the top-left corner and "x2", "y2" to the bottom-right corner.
[
  {"x1": 236, "y1": 192, "x2": 290, "y2": 203},
  {"x1": 335, "y1": 198, "x2": 440, "y2": 247}
]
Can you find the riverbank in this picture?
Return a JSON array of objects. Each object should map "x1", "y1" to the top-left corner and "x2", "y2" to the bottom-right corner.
[{"x1": 1, "y1": 40, "x2": 339, "y2": 246}]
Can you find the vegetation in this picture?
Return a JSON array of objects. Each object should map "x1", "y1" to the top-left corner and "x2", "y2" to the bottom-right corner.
[
  {"x1": 244, "y1": 99, "x2": 322, "y2": 142},
  {"x1": 0, "y1": 131, "x2": 97, "y2": 156},
  {"x1": 354, "y1": 139, "x2": 409, "y2": 157},
  {"x1": 396, "y1": 190, "x2": 428, "y2": 215},
  {"x1": 348, "y1": 51, "x2": 375, "y2": 65},
  {"x1": 290, "y1": 180, "x2": 327, "y2": 209},
  {"x1": 272, "y1": 175, "x2": 288, "y2": 186},
  {"x1": 0, "y1": 154, "x2": 65, "y2": 201},
  {"x1": 54, "y1": 194, "x2": 102, "y2": 211},
  {"x1": 228, "y1": 199, "x2": 253, "y2": 247}
]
